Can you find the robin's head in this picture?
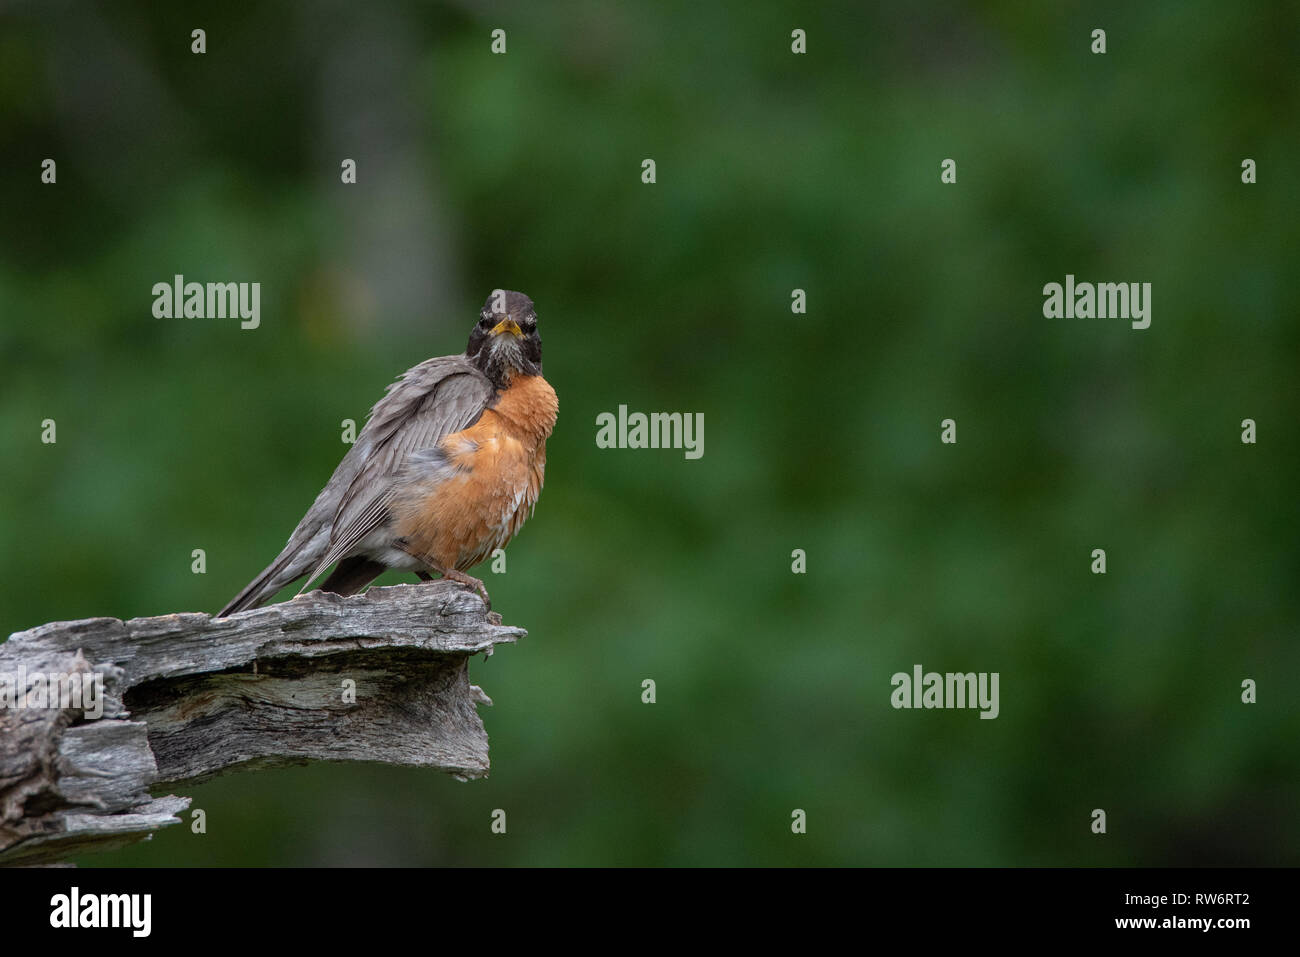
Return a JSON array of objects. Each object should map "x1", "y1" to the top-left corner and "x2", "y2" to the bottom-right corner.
[{"x1": 467, "y1": 289, "x2": 543, "y2": 388}]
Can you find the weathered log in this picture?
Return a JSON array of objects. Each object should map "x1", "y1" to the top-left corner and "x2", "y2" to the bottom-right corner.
[{"x1": 0, "y1": 582, "x2": 523, "y2": 866}]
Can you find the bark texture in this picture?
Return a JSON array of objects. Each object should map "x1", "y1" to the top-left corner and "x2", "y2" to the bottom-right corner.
[{"x1": 0, "y1": 582, "x2": 522, "y2": 866}]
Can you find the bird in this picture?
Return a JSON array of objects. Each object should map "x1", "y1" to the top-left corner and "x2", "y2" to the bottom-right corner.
[{"x1": 218, "y1": 289, "x2": 557, "y2": 617}]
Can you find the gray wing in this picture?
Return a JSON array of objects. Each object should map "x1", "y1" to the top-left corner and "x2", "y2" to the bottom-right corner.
[
  {"x1": 217, "y1": 355, "x2": 492, "y2": 617},
  {"x1": 298, "y1": 355, "x2": 495, "y2": 589}
]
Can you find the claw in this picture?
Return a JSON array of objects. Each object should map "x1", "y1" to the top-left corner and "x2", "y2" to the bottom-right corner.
[{"x1": 440, "y1": 568, "x2": 491, "y2": 611}]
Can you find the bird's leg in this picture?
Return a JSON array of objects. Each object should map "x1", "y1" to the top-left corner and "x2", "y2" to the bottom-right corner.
[
  {"x1": 401, "y1": 546, "x2": 491, "y2": 609},
  {"x1": 439, "y1": 567, "x2": 492, "y2": 610}
]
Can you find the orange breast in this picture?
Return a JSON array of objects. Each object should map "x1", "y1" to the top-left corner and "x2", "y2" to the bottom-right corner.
[{"x1": 391, "y1": 374, "x2": 557, "y2": 570}]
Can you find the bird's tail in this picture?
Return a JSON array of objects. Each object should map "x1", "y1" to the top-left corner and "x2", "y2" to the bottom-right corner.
[
  {"x1": 217, "y1": 553, "x2": 305, "y2": 617},
  {"x1": 217, "y1": 522, "x2": 331, "y2": 617},
  {"x1": 219, "y1": 425, "x2": 378, "y2": 617},
  {"x1": 316, "y1": 556, "x2": 387, "y2": 597}
]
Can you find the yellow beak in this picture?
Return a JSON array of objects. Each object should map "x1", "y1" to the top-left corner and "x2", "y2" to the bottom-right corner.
[{"x1": 490, "y1": 318, "x2": 523, "y2": 338}]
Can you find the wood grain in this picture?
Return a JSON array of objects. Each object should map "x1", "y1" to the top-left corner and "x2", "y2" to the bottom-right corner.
[{"x1": 0, "y1": 582, "x2": 522, "y2": 866}]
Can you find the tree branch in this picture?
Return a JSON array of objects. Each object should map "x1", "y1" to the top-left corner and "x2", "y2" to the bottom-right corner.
[{"x1": 0, "y1": 582, "x2": 523, "y2": 866}]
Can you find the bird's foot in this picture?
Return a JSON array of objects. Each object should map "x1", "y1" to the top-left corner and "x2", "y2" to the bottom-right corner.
[
  {"x1": 441, "y1": 568, "x2": 492, "y2": 610},
  {"x1": 406, "y1": 551, "x2": 492, "y2": 612}
]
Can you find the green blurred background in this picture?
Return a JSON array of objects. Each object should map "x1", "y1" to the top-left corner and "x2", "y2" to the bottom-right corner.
[{"x1": 1, "y1": 1, "x2": 1297, "y2": 866}]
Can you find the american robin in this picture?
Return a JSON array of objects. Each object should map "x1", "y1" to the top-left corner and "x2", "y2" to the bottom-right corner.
[{"x1": 218, "y1": 290, "x2": 557, "y2": 617}]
